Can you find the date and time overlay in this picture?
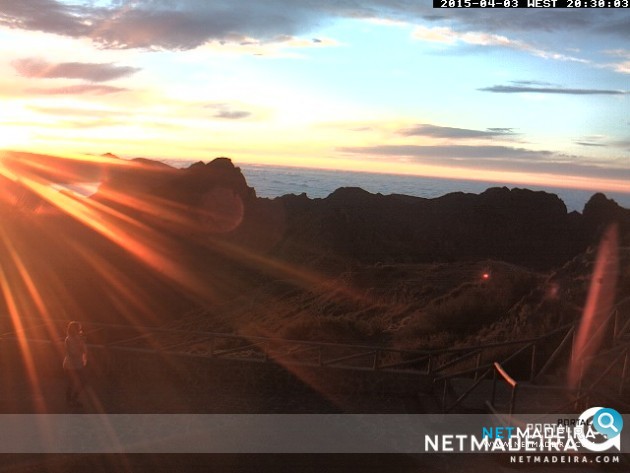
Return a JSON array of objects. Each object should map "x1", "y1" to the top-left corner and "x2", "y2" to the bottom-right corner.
[{"x1": 434, "y1": 0, "x2": 628, "y2": 7}]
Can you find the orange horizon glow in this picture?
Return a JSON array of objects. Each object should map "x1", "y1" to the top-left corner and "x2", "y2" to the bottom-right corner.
[{"x1": 1, "y1": 147, "x2": 629, "y2": 198}]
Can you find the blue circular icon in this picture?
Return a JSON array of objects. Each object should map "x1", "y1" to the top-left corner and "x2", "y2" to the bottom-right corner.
[{"x1": 593, "y1": 408, "x2": 623, "y2": 438}]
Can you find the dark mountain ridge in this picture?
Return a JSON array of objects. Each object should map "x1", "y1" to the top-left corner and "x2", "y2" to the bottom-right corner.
[{"x1": 0, "y1": 153, "x2": 628, "y2": 336}]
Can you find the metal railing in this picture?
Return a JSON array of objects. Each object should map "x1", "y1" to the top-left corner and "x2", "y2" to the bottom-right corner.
[
  {"x1": 2, "y1": 294, "x2": 628, "y2": 408},
  {"x1": 436, "y1": 336, "x2": 543, "y2": 413},
  {"x1": 0, "y1": 317, "x2": 570, "y2": 378},
  {"x1": 437, "y1": 297, "x2": 630, "y2": 414}
]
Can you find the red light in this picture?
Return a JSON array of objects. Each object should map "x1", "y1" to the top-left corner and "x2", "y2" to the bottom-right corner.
[{"x1": 482, "y1": 273, "x2": 490, "y2": 280}]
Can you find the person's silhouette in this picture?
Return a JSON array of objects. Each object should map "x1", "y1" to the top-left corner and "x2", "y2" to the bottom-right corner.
[{"x1": 63, "y1": 321, "x2": 88, "y2": 407}]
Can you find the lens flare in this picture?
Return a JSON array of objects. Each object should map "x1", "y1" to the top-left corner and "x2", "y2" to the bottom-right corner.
[{"x1": 568, "y1": 224, "x2": 619, "y2": 389}]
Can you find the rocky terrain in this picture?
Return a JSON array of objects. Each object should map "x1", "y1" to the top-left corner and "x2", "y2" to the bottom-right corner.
[{"x1": 0, "y1": 151, "x2": 629, "y2": 351}]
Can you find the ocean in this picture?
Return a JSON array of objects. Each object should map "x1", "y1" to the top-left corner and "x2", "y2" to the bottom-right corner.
[
  {"x1": 240, "y1": 164, "x2": 630, "y2": 214},
  {"x1": 162, "y1": 160, "x2": 630, "y2": 213}
]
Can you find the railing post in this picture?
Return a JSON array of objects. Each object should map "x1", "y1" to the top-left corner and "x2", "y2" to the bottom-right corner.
[
  {"x1": 575, "y1": 359, "x2": 584, "y2": 410},
  {"x1": 491, "y1": 368, "x2": 497, "y2": 407},
  {"x1": 532, "y1": 326, "x2": 573, "y2": 384},
  {"x1": 426, "y1": 355, "x2": 433, "y2": 375},
  {"x1": 372, "y1": 350, "x2": 380, "y2": 370},
  {"x1": 620, "y1": 350, "x2": 629, "y2": 397},
  {"x1": 613, "y1": 309, "x2": 619, "y2": 341},
  {"x1": 442, "y1": 379, "x2": 448, "y2": 412},
  {"x1": 509, "y1": 385, "x2": 518, "y2": 416},
  {"x1": 529, "y1": 343, "x2": 537, "y2": 382},
  {"x1": 474, "y1": 351, "x2": 482, "y2": 381}
]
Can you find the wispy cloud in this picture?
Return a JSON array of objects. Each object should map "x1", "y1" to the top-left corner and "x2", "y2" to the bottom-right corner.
[
  {"x1": 339, "y1": 144, "x2": 630, "y2": 181},
  {"x1": 510, "y1": 80, "x2": 557, "y2": 87},
  {"x1": 340, "y1": 144, "x2": 552, "y2": 160},
  {"x1": 213, "y1": 109, "x2": 251, "y2": 120},
  {"x1": 573, "y1": 135, "x2": 630, "y2": 149},
  {"x1": 411, "y1": 25, "x2": 589, "y2": 63},
  {"x1": 575, "y1": 141, "x2": 607, "y2": 147},
  {"x1": 603, "y1": 49, "x2": 630, "y2": 74},
  {"x1": 479, "y1": 85, "x2": 627, "y2": 95},
  {"x1": 26, "y1": 84, "x2": 128, "y2": 95},
  {"x1": 204, "y1": 103, "x2": 252, "y2": 120},
  {"x1": 12, "y1": 58, "x2": 140, "y2": 82},
  {"x1": 29, "y1": 106, "x2": 125, "y2": 117},
  {"x1": 611, "y1": 139, "x2": 630, "y2": 151},
  {"x1": 399, "y1": 124, "x2": 517, "y2": 139},
  {"x1": 200, "y1": 34, "x2": 341, "y2": 58}
]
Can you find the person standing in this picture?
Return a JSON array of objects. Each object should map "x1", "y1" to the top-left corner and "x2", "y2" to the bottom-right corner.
[{"x1": 63, "y1": 321, "x2": 87, "y2": 407}]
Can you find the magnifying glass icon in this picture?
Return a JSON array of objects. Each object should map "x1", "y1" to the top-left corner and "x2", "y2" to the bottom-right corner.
[{"x1": 597, "y1": 412, "x2": 619, "y2": 433}]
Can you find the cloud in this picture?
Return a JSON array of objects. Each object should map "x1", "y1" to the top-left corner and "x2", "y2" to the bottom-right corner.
[
  {"x1": 0, "y1": 0, "x2": 92, "y2": 38},
  {"x1": 29, "y1": 106, "x2": 125, "y2": 117},
  {"x1": 423, "y1": 9, "x2": 630, "y2": 41},
  {"x1": 610, "y1": 61, "x2": 630, "y2": 74},
  {"x1": 575, "y1": 141, "x2": 607, "y2": 147},
  {"x1": 26, "y1": 84, "x2": 128, "y2": 95},
  {"x1": 213, "y1": 110, "x2": 251, "y2": 120},
  {"x1": 1, "y1": 1, "x2": 628, "y2": 50},
  {"x1": 603, "y1": 49, "x2": 630, "y2": 74},
  {"x1": 204, "y1": 103, "x2": 252, "y2": 120},
  {"x1": 11, "y1": 58, "x2": 140, "y2": 82},
  {"x1": 57, "y1": 118, "x2": 123, "y2": 129},
  {"x1": 573, "y1": 135, "x2": 630, "y2": 149},
  {"x1": 339, "y1": 144, "x2": 630, "y2": 181},
  {"x1": 340, "y1": 144, "x2": 551, "y2": 160},
  {"x1": 399, "y1": 124, "x2": 517, "y2": 139},
  {"x1": 479, "y1": 85, "x2": 628, "y2": 95},
  {"x1": 204, "y1": 34, "x2": 340, "y2": 58},
  {"x1": 510, "y1": 80, "x2": 557, "y2": 87},
  {"x1": 598, "y1": 14, "x2": 630, "y2": 39},
  {"x1": 411, "y1": 25, "x2": 589, "y2": 63}
]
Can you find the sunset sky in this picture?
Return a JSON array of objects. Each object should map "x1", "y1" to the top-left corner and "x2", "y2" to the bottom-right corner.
[{"x1": 0, "y1": 2, "x2": 628, "y2": 193}]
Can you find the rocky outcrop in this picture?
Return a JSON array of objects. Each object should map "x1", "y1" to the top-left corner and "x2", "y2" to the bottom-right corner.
[{"x1": 272, "y1": 186, "x2": 614, "y2": 270}]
